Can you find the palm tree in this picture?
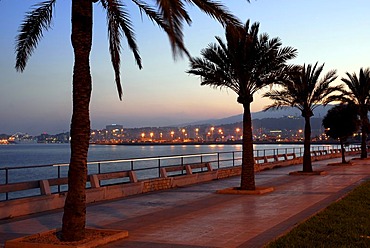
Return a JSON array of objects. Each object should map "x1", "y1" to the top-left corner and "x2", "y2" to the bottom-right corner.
[
  {"x1": 187, "y1": 20, "x2": 297, "y2": 190},
  {"x1": 335, "y1": 68, "x2": 370, "y2": 159},
  {"x1": 15, "y1": 0, "x2": 240, "y2": 241},
  {"x1": 263, "y1": 63, "x2": 340, "y2": 172},
  {"x1": 322, "y1": 104, "x2": 360, "y2": 163}
]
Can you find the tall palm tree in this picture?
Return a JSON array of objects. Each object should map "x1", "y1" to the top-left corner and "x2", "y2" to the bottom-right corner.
[
  {"x1": 15, "y1": 0, "x2": 241, "y2": 241},
  {"x1": 263, "y1": 63, "x2": 340, "y2": 172},
  {"x1": 335, "y1": 68, "x2": 370, "y2": 159},
  {"x1": 187, "y1": 20, "x2": 297, "y2": 190}
]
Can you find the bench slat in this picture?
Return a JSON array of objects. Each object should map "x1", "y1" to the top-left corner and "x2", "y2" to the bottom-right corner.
[{"x1": 0, "y1": 181, "x2": 40, "y2": 193}]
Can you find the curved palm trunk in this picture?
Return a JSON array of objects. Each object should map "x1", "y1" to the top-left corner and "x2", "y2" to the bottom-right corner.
[
  {"x1": 360, "y1": 111, "x2": 368, "y2": 159},
  {"x1": 302, "y1": 115, "x2": 312, "y2": 172},
  {"x1": 240, "y1": 102, "x2": 256, "y2": 190},
  {"x1": 62, "y1": 0, "x2": 93, "y2": 241}
]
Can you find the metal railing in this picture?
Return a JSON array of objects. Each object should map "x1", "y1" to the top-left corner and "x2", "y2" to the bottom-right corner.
[{"x1": 0, "y1": 144, "x2": 356, "y2": 201}]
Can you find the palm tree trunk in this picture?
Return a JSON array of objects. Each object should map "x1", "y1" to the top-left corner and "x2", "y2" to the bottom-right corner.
[
  {"x1": 340, "y1": 138, "x2": 346, "y2": 164},
  {"x1": 360, "y1": 112, "x2": 368, "y2": 159},
  {"x1": 240, "y1": 102, "x2": 256, "y2": 190},
  {"x1": 302, "y1": 115, "x2": 312, "y2": 172},
  {"x1": 62, "y1": 0, "x2": 93, "y2": 241}
]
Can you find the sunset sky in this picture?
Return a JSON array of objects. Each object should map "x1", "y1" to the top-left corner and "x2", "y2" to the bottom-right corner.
[{"x1": 1, "y1": 1, "x2": 370, "y2": 135}]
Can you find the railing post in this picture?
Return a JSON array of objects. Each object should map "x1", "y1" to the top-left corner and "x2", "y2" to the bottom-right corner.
[
  {"x1": 5, "y1": 167, "x2": 8, "y2": 184},
  {"x1": 217, "y1": 152, "x2": 220, "y2": 169},
  {"x1": 232, "y1": 152, "x2": 235, "y2": 167},
  {"x1": 5, "y1": 167, "x2": 9, "y2": 200},
  {"x1": 98, "y1": 162, "x2": 101, "y2": 174},
  {"x1": 158, "y1": 158, "x2": 161, "y2": 177},
  {"x1": 131, "y1": 160, "x2": 134, "y2": 171},
  {"x1": 58, "y1": 166, "x2": 61, "y2": 193}
]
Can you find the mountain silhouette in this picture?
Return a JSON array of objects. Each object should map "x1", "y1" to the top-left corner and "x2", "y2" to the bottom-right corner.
[{"x1": 182, "y1": 104, "x2": 333, "y2": 126}]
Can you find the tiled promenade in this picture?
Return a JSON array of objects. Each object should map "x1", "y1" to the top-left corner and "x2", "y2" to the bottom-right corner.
[{"x1": 1, "y1": 156, "x2": 369, "y2": 247}]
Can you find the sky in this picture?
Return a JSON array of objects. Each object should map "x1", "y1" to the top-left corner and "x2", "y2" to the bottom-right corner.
[{"x1": 1, "y1": 1, "x2": 370, "y2": 135}]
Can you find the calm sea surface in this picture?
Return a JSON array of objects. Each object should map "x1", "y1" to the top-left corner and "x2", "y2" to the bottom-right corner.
[{"x1": 0, "y1": 143, "x2": 339, "y2": 168}]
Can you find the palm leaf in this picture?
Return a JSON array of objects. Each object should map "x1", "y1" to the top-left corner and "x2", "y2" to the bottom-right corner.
[
  {"x1": 188, "y1": 0, "x2": 242, "y2": 26},
  {"x1": 15, "y1": 0, "x2": 56, "y2": 72},
  {"x1": 132, "y1": 0, "x2": 190, "y2": 58},
  {"x1": 101, "y1": 0, "x2": 142, "y2": 100}
]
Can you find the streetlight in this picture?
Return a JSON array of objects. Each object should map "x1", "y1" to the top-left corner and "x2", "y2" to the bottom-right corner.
[
  {"x1": 218, "y1": 128, "x2": 223, "y2": 141},
  {"x1": 182, "y1": 129, "x2": 186, "y2": 141},
  {"x1": 297, "y1": 129, "x2": 303, "y2": 141},
  {"x1": 210, "y1": 127, "x2": 214, "y2": 140},
  {"x1": 236, "y1": 128, "x2": 240, "y2": 140},
  {"x1": 170, "y1": 131, "x2": 175, "y2": 141},
  {"x1": 150, "y1": 132, "x2": 154, "y2": 141}
]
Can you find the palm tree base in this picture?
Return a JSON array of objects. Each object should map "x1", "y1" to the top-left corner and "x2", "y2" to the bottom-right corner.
[
  {"x1": 5, "y1": 228, "x2": 128, "y2": 248},
  {"x1": 289, "y1": 170, "x2": 327, "y2": 176},
  {"x1": 216, "y1": 186, "x2": 274, "y2": 195}
]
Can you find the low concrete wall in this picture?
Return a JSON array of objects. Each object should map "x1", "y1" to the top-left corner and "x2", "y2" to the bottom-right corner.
[{"x1": 0, "y1": 151, "x2": 352, "y2": 220}]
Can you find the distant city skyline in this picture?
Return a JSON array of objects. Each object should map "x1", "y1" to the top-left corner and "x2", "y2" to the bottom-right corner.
[{"x1": 1, "y1": 1, "x2": 370, "y2": 135}]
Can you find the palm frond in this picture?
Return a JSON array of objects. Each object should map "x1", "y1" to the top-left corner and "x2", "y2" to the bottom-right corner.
[
  {"x1": 263, "y1": 89, "x2": 297, "y2": 110},
  {"x1": 156, "y1": 0, "x2": 190, "y2": 57},
  {"x1": 264, "y1": 62, "x2": 339, "y2": 116},
  {"x1": 188, "y1": 18, "x2": 297, "y2": 105},
  {"x1": 101, "y1": 0, "x2": 142, "y2": 100},
  {"x1": 341, "y1": 68, "x2": 370, "y2": 106},
  {"x1": 15, "y1": 0, "x2": 56, "y2": 72},
  {"x1": 189, "y1": 19, "x2": 297, "y2": 104},
  {"x1": 132, "y1": 0, "x2": 189, "y2": 58},
  {"x1": 188, "y1": 0, "x2": 242, "y2": 26},
  {"x1": 310, "y1": 69, "x2": 338, "y2": 104}
]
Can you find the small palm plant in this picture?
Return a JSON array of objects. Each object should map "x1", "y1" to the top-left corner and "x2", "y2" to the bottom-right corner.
[
  {"x1": 334, "y1": 68, "x2": 370, "y2": 159},
  {"x1": 263, "y1": 63, "x2": 341, "y2": 172},
  {"x1": 188, "y1": 20, "x2": 297, "y2": 190}
]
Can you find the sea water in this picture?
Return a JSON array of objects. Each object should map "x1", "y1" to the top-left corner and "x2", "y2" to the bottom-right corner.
[{"x1": 0, "y1": 143, "x2": 339, "y2": 168}]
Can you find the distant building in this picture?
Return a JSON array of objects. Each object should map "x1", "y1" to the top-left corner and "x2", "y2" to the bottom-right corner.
[{"x1": 106, "y1": 124, "x2": 124, "y2": 141}]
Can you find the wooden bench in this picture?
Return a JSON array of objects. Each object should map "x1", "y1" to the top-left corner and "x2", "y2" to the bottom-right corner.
[
  {"x1": 0, "y1": 170, "x2": 138, "y2": 198},
  {"x1": 311, "y1": 150, "x2": 329, "y2": 156},
  {"x1": 329, "y1": 149, "x2": 341, "y2": 154},
  {"x1": 254, "y1": 153, "x2": 296, "y2": 164},
  {"x1": 160, "y1": 162, "x2": 213, "y2": 178},
  {"x1": 0, "y1": 180, "x2": 44, "y2": 195},
  {"x1": 89, "y1": 171, "x2": 138, "y2": 188}
]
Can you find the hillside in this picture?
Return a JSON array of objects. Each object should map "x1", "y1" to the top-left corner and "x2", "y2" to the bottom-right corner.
[{"x1": 183, "y1": 104, "x2": 333, "y2": 127}]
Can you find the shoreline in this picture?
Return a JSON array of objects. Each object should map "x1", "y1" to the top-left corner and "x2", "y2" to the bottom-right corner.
[{"x1": 92, "y1": 140, "x2": 345, "y2": 146}]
